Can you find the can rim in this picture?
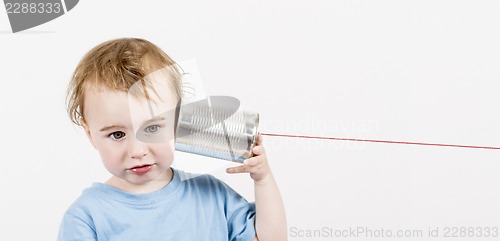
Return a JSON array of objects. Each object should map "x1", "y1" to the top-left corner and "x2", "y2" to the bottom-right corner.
[{"x1": 248, "y1": 113, "x2": 260, "y2": 159}]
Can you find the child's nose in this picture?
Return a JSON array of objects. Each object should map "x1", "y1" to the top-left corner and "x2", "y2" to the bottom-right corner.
[{"x1": 128, "y1": 137, "x2": 147, "y2": 159}]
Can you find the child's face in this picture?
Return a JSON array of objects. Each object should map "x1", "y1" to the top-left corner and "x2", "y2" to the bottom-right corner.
[{"x1": 82, "y1": 82, "x2": 178, "y2": 188}]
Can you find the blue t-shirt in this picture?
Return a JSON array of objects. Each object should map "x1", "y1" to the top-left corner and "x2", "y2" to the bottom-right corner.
[{"x1": 57, "y1": 168, "x2": 256, "y2": 241}]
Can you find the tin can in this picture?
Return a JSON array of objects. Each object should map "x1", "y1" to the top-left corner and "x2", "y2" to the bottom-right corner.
[{"x1": 175, "y1": 96, "x2": 259, "y2": 162}]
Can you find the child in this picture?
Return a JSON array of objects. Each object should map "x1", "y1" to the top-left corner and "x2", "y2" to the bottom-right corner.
[{"x1": 58, "y1": 38, "x2": 287, "y2": 241}]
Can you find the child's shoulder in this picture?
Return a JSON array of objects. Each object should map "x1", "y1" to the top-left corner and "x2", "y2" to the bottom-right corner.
[
  {"x1": 175, "y1": 168, "x2": 226, "y2": 188},
  {"x1": 173, "y1": 168, "x2": 239, "y2": 196},
  {"x1": 172, "y1": 168, "x2": 252, "y2": 209}
]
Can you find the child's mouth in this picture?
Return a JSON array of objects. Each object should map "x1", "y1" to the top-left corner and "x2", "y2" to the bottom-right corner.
[{"x1": 129, "y1": 164, "x2": 153, "y2": 175}]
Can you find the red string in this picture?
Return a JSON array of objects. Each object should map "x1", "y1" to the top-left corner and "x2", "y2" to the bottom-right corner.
[{"x1": 260, "y1": 133, "x2": 500, "y2": 150}]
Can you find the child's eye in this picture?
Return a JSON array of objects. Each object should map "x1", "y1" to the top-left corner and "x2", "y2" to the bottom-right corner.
[
  {"x1": 145, "y1": 124, "x2": 162, "y2": 134},
  {"x1": 109, "y1": 131, "x2": 126, "y2": 140}
]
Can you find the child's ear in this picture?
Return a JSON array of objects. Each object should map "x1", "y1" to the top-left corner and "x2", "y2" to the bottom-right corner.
[{"x1": 81, "y1": 118, "x2": 97, "y2": 149}]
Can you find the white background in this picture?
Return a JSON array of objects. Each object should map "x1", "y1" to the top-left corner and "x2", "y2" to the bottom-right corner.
[{"x1": 1, "y1": 0, "x2": 500, "y2": 240}]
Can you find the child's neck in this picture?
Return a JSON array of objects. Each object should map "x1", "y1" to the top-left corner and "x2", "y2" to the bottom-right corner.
[{"x1": 105, "y1": 168, "x2": 174, "y2": 194}]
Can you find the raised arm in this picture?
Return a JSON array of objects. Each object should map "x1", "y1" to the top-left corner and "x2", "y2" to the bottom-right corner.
[{"x1": 227, "y1": 134, "x2": 288, "y2": 241}]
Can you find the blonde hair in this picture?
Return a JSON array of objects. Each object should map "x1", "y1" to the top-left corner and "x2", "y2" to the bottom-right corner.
[{"x1": 66, "y1": 38, "x2": 183, "y2": 126}]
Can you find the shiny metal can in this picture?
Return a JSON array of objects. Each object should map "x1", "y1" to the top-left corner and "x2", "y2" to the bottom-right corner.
[{"x1": 175, "y1": 96, "x2": 259, "y2": 162}]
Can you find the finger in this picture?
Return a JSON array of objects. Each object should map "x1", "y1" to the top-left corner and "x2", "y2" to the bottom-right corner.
[
  {"x1": 226, "y1": 161, "x2": 264, "y2": 174},
  {"x1": 243, "y1": 156, "x2": 262, "y2": 167},
  {"x1": 252, "y1": 145, "x2": 265, "y2": 156},
  {"x1": 226, "y1": 165, "x2": 247, "y2": 174}
]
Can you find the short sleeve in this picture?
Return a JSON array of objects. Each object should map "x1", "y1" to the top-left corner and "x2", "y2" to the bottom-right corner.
[
  {"x1": 57, "y1": 210, "x2": 97, "y2": 241},
  {"x1": 217, "y1": 180, "x2": 256, "y2": 241}
]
